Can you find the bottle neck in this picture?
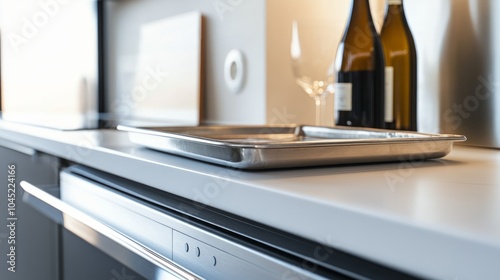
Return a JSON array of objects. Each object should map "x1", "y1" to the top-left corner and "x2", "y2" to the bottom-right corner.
[
  {"x1": 351, "y1": 0, "x2": 375, "y2": 24},
  {"x1": 386, "y1": 0, "x2": 406, "y2": 19}
]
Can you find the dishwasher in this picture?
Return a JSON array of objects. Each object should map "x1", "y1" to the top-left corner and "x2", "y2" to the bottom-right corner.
[{"x1": 20, "y1": 166, "x2": 417, "y2": 280}]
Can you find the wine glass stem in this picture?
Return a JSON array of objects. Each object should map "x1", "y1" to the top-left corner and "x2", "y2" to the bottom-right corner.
[{"x1": 314, "y1": 96, "x2": 327, "y2": 126}]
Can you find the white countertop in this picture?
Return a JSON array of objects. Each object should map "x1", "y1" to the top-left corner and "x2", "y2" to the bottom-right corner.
[{"x1": 1, "y1": 120, "x2": 499, "y2": 279}]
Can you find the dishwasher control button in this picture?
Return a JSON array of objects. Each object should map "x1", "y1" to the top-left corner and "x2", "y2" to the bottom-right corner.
[
  {"x1": 213, "y1": 256, "x2": 217, "y2": 266},
  {"x1": 184, "y1": 243, "x2": 189, "y2": 252},
  {"x1": 196, "y1": 247, "x2": 201, "y2": 257}
]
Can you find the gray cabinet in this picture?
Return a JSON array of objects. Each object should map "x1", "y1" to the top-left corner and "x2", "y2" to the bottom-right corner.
[
  {"x1": 0, "y1": 143, "x2": 59, "y2": 280},
  {"x1": 0, "y1": 142, "x2": 144, "y2": 280}
]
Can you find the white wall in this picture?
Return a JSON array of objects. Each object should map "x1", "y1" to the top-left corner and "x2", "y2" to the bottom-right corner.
[
  {"x1": 105, "y1": 0, "x2": 267, "y2": 125},
  {"x1": 265, "y1": 0, "x2": 385, "y2": 126},
  {"x1": 105, "y1": 0, "x2": 387, "y2": 126},
  {"x1": 0, "y1": 0, "x2": 98, "y2": 129}
]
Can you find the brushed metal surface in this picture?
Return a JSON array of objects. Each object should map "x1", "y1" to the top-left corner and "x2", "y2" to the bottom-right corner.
[
  {"x1": 118, "y1": 125, "x2": 466, "y2": 169},
  {"x1": 406, "y1": 0, "x2": 500, "y2": 147}
]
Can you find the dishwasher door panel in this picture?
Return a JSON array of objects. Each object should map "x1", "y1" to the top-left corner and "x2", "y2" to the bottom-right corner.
[
  {"x1": 20, "y1": 181, "x2": 200, "y2": 280},
  {"x1": 21, "y1": 167, "x2": 330, "y2": 280}
]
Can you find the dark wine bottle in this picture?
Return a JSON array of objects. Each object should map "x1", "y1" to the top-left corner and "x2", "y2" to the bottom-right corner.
[
  {"x1": 334, "y1": 0, "x2": 385, "y2": 128},
  {"x1": 381, "y1": 0, "x2": 417, "y2": 131}
]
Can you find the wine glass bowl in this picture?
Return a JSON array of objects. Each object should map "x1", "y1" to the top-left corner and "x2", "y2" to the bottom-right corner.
[{"x1": 291, "y1": 20, "x2": 336, "y2": 126}]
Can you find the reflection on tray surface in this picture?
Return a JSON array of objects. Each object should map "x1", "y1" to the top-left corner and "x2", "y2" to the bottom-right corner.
[{"x1": 163, "y1": 126, "x2": 429, "y2": 144}]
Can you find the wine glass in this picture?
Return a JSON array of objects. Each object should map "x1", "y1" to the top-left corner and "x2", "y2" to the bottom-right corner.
[{"x1": 291, "y1": 20, "x2": 336, "y2": 126}]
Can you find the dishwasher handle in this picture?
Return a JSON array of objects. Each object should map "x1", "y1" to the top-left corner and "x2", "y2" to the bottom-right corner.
[{"x1": 20, "y1": 181, "x2": 201, "y2": 280}]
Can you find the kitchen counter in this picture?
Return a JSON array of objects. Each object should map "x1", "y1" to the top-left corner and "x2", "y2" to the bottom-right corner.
[{"x1": 1, "y1": 120, "x2": 499, "y2": 279}]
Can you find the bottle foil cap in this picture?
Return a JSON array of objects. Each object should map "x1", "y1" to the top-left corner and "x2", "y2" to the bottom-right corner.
[{"x1": 388, "y1": 0, "x2": 402, "y2": 5}]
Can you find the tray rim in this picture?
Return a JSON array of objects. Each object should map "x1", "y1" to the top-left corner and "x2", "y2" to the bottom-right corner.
[{"x1": 117, "y1": 124, "x2": 467, "y2": 149}]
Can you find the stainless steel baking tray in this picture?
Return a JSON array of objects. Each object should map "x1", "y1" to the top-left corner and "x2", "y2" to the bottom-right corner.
[{"x1": 117, "y1": 125, "x2": 466, "y2": 169}]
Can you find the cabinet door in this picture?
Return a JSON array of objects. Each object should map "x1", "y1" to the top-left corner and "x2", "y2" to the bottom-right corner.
[{"x1": 0, "y1": 144, "x2": 59, "y2": 280}]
